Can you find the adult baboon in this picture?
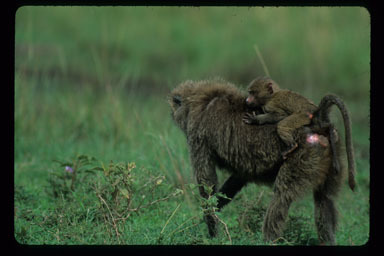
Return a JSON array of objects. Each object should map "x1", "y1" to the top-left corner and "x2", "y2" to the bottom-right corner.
[{"x1": 168, "y1": 78, "x2": 353, "y2": 245}]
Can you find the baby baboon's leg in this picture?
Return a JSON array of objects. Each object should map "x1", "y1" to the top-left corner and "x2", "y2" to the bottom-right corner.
[
  {"x1": 277, "y1": 112, "x2": 312, "y2": 158},
  {"x1": 217, "y1": 175, "x2": 247, "y2": 210},
  {"x1": 313, "y1": 187, "x2": 338, "y2": 245},
  {"x1": 262, "y1": 160, "x2": 313, "y2": 242}
]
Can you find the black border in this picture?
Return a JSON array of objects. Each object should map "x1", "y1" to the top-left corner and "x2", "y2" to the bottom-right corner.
[{"x1": 9, "y1": 0, "x2": 378, "y2": 255}]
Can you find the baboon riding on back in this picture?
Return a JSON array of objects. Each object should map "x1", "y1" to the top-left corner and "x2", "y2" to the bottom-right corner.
[{"x1": 168, "y1": 78, "x2": 356, "y2": 245}]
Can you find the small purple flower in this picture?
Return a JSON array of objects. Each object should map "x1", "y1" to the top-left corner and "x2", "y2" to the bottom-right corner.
[{"x1": 65, "y1": 166, "x2": 74, "y2": 173}]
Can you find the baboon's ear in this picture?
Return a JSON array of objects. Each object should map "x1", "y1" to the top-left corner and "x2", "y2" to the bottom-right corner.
[
  {"x1": 266, "y1": 83, "x2": 274, "y2": 94},
  {"x1": 173, "y1": 95, "x2": 182, "y2": 106}
]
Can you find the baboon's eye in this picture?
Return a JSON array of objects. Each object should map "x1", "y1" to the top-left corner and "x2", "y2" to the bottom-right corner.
[{"x1": 173, "y1": 95, "x2": 182, "y2": 106}]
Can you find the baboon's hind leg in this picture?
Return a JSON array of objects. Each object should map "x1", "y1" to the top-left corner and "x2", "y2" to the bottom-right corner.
[
  {"x1": 262, "y1": 160, "x2": 314, "y2": 242},
  {"x1": 313, "y1": 187, "x2": 338, "y2": 245},
  {"x1": 262, "y1": 193, "x2": 293, "y2": 242}
]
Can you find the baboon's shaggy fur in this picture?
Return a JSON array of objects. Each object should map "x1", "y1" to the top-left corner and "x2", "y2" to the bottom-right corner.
[{"x1": 169, "y1": 79, "x2": 347, "y2": 245}]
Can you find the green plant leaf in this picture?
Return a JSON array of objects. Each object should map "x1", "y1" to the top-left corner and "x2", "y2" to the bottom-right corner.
[{"x1": 119, "y1": 188, "x2": 130, "y2": 199}]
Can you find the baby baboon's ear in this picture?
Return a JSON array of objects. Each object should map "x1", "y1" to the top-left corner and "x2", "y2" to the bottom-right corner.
[{"x1": 266, "y1": 83, "x2": 274, "y2": 94}]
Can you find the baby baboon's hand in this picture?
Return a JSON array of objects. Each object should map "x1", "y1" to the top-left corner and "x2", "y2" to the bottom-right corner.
[{"x1": 243, "y1": 112, "x2": 259, "y2": 124}]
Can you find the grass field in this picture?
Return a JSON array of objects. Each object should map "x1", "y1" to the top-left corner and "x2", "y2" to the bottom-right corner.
[{"x1": 14, "y1": 6, "x2": 370, "y2": 245}]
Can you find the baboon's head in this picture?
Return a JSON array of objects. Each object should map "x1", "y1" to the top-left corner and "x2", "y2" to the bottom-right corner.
[
  {"x1": 246, "y1": 77, "x2": 280, "y2": 107},
  {"x1": 168, "y1": 80, "x2": 195, "y2": 133},
  {"x1": 169, "y1": 79, "x2": 247, "y2": 134}
]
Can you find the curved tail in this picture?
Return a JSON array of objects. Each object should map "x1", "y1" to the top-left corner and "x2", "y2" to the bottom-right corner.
[{"x1": 313, "y1": 94, "x2": 356, "y2": 191}]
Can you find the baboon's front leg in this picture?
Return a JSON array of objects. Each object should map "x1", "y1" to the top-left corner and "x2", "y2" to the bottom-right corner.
[
  {"x1": 191, "y1": 153, "x2": 219, "y2": 237},
  {"x1": 196, "y1": 176, "x2": 219, "y2": 237},
  {"x1": 217, "y1": 175, "x2": 247, "y2": 210}
]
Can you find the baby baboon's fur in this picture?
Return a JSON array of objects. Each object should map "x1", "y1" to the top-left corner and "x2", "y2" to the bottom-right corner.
[{"x1": 168, "y1": 79, "x2": 349, "y2": 245}]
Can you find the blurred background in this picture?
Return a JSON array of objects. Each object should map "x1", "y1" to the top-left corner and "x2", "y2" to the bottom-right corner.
[
  {"x1": 15, "y1": 5, "x2": 370, "y2": 179},
  {"x1": 14, "y1": 6, "x2": 370, "y2": 245},
  {"x1": 15, "y1": 7, "x2": 370, "y2": 94}
]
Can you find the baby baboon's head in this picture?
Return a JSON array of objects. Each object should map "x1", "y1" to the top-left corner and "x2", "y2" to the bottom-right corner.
[{"x1": 246, "y1": 77, "x2": 280, "y2": 107}]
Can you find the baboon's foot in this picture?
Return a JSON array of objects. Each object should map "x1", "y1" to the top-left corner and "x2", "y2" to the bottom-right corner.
[
  {"x1": 282, "y1": 143, "x2": 298, "y2": 159},
  {"x1": 262, "y1": 230, "x2": 280, "y2": 243},
  {"x1": 318, "y1": 236, "x2": 336, "y2": 246},
  {"x1": 262, "y1": 220, "x2": 282, "y2": 242},
  {"x1": 204, "y1": 214, "x2": 218, "y2": 237},
  {"x1": 262, "y1": 207, "x2": 286, "y2": 242}
]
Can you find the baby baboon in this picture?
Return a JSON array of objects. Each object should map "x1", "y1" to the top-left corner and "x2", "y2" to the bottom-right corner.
[
  {"x1": 244, "y1": 77, "x2": 356, "y2": 191},
  {"x1": 169, "y1": 79, "x2": 354, "y2": 245},
  {"x1": 243, "y1": 77, "x2": 318, "y2": 158}
]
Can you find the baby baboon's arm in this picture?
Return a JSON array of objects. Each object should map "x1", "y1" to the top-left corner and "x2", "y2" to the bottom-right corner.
[{"x1": 243, "y1": 111, "x2": 286, "y2": 125}]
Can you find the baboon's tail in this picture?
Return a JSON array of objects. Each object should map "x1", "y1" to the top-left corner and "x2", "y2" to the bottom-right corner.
[{"x1": 313, "y1": 94, "x2": 356, "y2": 191}]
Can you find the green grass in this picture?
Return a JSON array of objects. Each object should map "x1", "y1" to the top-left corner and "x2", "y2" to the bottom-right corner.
[{"x1": 14, "y1": 6, "x2": 369, "y2": 245}]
